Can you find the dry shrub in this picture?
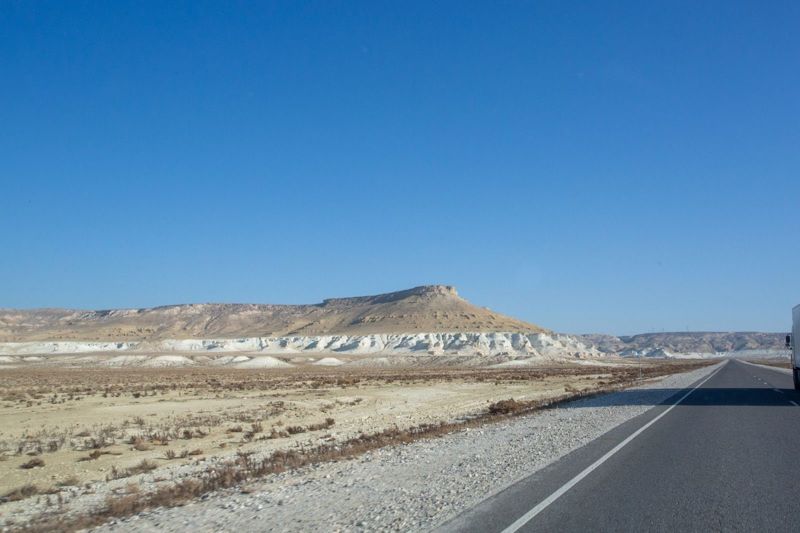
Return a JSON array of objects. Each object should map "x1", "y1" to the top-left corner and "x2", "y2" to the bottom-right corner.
[
  {"x1": 20, "y1": 457, "x2": 45, "y2": 469},
  {"x1": 2, "y1": 484, "x2": 38, "y2": 502},
  {"x1": 109, "y1": 459, "x2": 158, "y2": 480},
  {"x1": 488, "y1": 399, "x2": 524, "y2": 415},
  {"x1": 308, "y1": 418, "x2": 335, "y2": 431},
  {"x1": 149, "y1": 478, "x2": 203, "y2": 507},
  {"x1": 57, "y1": 476, "x2": 81, "y2": 487},
  {"x1": 129, "y1": 459, "x2": 157, "y2": 475},
  {"x1": 83, "y1": 450, "x2": 103, "y2": 461},
  {"x1": 268, "y1": 428, "x2": 289, "y2": 439},
  {"x1": 133, "y1": 439, "x2": 153, "y2": 452},
  {"x1": 105, "y1": 494, "x2": 142, "y2": 516}
]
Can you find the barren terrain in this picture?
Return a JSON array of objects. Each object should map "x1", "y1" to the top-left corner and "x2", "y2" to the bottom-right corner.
[{"x1": 0, "y1": 359, "x2": 712, "y2": 530}]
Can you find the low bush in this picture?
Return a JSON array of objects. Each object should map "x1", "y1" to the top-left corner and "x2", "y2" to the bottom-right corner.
[
  {"x1": 20, "y1": 457, "x2": 45, "y2": 469},
  {"x1": 488, "y1": 398, "x2": 524, "y2": 415}
]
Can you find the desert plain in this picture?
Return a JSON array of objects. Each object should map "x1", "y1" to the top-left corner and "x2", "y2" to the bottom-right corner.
[{"x1": 0, "y1": 357, "x2": 711, "y2": 517}]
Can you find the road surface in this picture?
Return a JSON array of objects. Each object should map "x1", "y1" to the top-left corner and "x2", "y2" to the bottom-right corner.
[{"x1": 441, "y1": 359, "x2": 799, "y2": 532}]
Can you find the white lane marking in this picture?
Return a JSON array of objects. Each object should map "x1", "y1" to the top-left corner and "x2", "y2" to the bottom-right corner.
[
  {"x1": 791, "y1": 401, "x2": 799, "y2": 407},
  {"x1": 500, "y1": 362, "x2": 726, "y2": 533}
]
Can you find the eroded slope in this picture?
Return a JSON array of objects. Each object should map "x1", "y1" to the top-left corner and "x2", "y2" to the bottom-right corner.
[{"x1": 0, "y1": 285, "x2": 546, "y2": 342}]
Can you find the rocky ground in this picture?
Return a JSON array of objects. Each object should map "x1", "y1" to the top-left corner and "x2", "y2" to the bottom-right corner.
[{"x1": 84, "y1": 364, "x2": 720, "y2": 533}]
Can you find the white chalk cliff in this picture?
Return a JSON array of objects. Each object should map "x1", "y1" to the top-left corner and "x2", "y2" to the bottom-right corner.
[{"x1": 0, "y1": 332, "x2": 601, "y2": 359}]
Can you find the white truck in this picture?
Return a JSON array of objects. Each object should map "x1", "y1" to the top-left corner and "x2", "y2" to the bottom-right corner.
[{"x1": 791, "y1": 305, "x2": 800, "y2": 390}]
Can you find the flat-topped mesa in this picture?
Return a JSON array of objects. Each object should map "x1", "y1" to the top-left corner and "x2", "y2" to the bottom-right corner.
[{"x1": 0, "y1": 285, "x2": 546, "y2": 342}]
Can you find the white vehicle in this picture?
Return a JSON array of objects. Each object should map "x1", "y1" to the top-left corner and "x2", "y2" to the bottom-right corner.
[{"x1": 791, "y1": 305, "x2": 800, "y2": 390}]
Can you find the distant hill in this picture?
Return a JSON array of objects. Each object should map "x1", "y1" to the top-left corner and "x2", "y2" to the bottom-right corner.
[
  {"x1": 0, "y1": 285, "x2": 547, "y2": 342},
  {"x1": 579, "y1": 331, "x2": 786, "y2": 355}
]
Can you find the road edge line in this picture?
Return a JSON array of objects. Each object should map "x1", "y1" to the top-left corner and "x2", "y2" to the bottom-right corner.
[
  {"x1": 500, "y1": 360, "x2": 727, "y2": 533},
  {"x1": 739, "y1": 359, "x2": 792, "y2": 375}
]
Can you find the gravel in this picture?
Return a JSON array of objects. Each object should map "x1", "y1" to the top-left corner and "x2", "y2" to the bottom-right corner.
[{"x1": 89, "y1": 363, "x2": 720, "y2": 533}]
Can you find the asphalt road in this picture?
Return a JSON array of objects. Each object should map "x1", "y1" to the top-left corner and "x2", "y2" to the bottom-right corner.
[{"x1": 441, "y1": 359, "x2": 800, "y2": 533}]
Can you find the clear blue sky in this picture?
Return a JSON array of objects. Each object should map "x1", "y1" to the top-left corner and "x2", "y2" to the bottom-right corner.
[{"x1": 2, "y1": 1, "x2": 798, "y2": 335}]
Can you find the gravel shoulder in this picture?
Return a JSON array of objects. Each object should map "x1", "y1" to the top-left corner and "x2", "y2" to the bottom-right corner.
[{"x1": 93, "y1": 363, "x2": 721, "y2": 533}]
